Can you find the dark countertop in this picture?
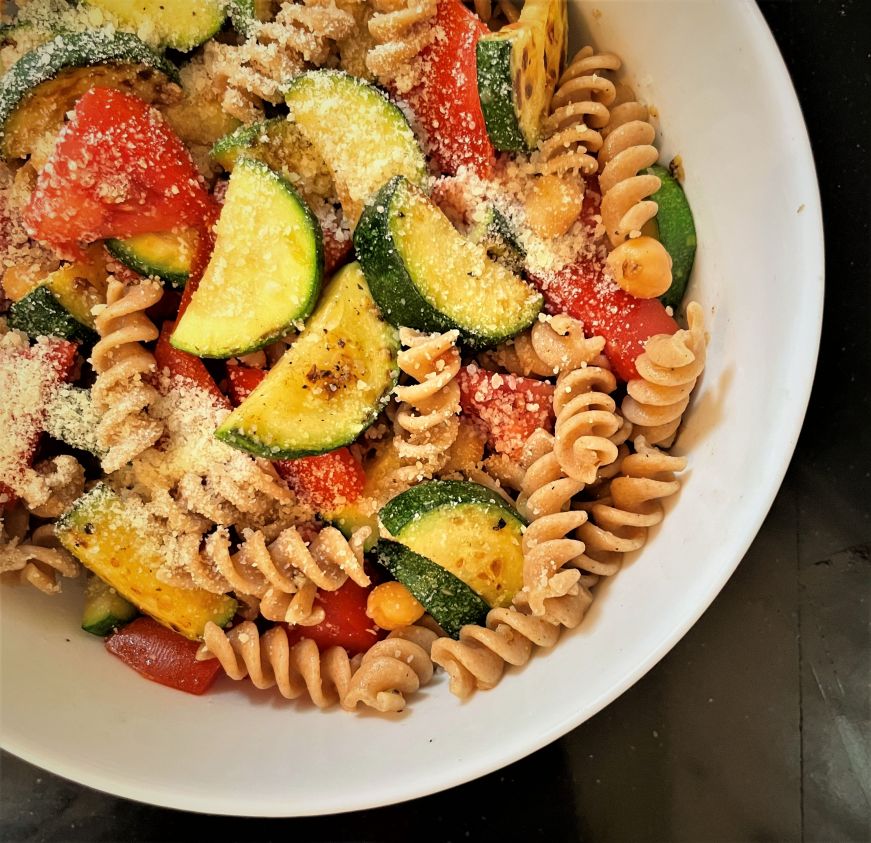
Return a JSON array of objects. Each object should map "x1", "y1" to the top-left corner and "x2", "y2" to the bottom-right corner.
[{"x1": 2, "y1": 1, "x2": 869, "y2": 841}]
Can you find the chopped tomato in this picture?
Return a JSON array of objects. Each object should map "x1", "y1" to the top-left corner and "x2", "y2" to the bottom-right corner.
[
  {"x1": 404, "y1": 0, "x2": 495, "y2": 178},
  {"x1": 530, "y1": 257, "x2": 678, "y2": 382},
  {"x1": 154, "y1": 322, "x2": 226, "y2": 404},
  {"x1": 105, "y1": 617, "x2": 221, "y2": 696},
  {"x1": 0, "y1": 337, "x2": 77, "y2": 505},
  {"x1": 24, "y1": 88, "x2": 216, "y2": 259},
  {"x1": 323, "y1": 230, "x2": 353, "y2": 275},
  {"x1": 225, "y1": 364, "x2": 365, "y2": 511},
  {"x1": 284, "y1": 578, "x2": 380, "y2": 655},
  {"x1": 457, "y1": 364, "x2": 555, "y2": 460}
]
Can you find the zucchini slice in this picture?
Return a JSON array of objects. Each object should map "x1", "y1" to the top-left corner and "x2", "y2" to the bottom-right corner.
[
  {"x1": 354, "y1": 176, "x2": 542, "y2": 348},
  {"x1": 468, "y1": 204, "x2": 526, "y2": 274},
  {"x1": 284, "y1": 71, "x2": 427, "y2": 225},
  {"x1": 476, "y1": 0, "x2": 567, "y2": 151},
  {"x1": 380, "y1": 480, "x2": 526, "y2": 608},
  {"x1": 8, "y1": 260, "x2": 107, "y2": 343},
  {"x1": 211, "y1": 117, "x2": 335, "y2": 208},
  {"x1": 106, "y1": 230, "x2": 198, "y2": 289},
  {"x1": 56, "y1": 485, "x2": 237, "y2": 640},
  {"x1": 44, "y1": 385, "x2": 104, "y2": 457},
  {"x1": 82, "y1": 0, "x2": 227, "y2": 51},
  {"x1": 372, "y1": 540, "x2": 490, "y2": 638},
  {"x1": 82, "y1": 575, "x2": 138, "y2": 637},
  {"x1": 171, "y1": 158, "x2": 323, "y2": 358},
  {"x1": 646, "y1": 164, "x2": 697, "y2": 310},
  {"x1": 216, "y1": 263, "x2": 399, "y2": 459},
  {"x1": 0, "y1": 30, "x2": 179, "y2": 159}
]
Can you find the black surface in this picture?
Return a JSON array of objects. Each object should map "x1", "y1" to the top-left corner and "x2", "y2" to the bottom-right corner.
[{"x1": 2, "y1": 1, "x2": 870, "y2": 841}]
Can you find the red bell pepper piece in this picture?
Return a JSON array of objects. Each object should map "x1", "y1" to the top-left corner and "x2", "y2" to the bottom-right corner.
[
  {"x1": 457, "y1": 364, "x2": 555, "y2": 460},
  {"x1": 403, "y1": 0, "x2": 495, "y2": 178},
  {"x1": 24, "y1": 88, "x2": 217, "y2": 259},
  {"x1": 530, "y1": 258, "x2": 678, "y2": 382},
  {"x1": 154, "y1": 322, "x2": 226, "y2": 404},
  {"x1": 105, "y1": 616, "x2": 221, "y2": 696},
  {"x1": 225, "y1": 364, "x2": 365, "y2": 511},
  {"x1": 0, "y1": 337, "x2": 78, "y2": 505},
  {"x1": 284, "y1": 578, "x2": 380, "y2": 655}
]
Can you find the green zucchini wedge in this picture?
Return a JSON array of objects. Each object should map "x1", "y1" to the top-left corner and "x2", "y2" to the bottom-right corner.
[
  {"x1": 476, "y1": 0, "x2": 567, "y2": 151},
  {"x1": 56, "y1": 485, "x2": 237, "y2": 640},
  {"x1": 646, "y1": 164, "x2": 698, "y2": 310},
  {"x1": 216, "y1": 262, "x2": 400, "y2": 459},
  {"x1": 82, "y1": 0, "x2": 227, "y2": 51},
  {"x1": 468, "y1": 204, "x2": 526, "y2": 274},
  {"x1": 171, "y1": 158, "x2": 323, "y2": 358},
  {"x1": 211, "y1": 117, "x2": 335, "y2": 208},
  {"x1": 354, "y1": 175, "x2": 542, "y2": 348},
  {"x1": 8, "y1": 261, "x2": 107, "y2": 343},
  {"x1": 44, "y1": 385, "x2": 104, "y2": 457},
  {"x1": 106, "y1": 229, "x2": 199, "y2": 289},
  {"x1": 380, "y1": 480, "x2": 526, "y2": 608},
  {"x1": 285, "y1": 71, "x2": 427, "y2": 224},
  {"x1": 82, "y1": 575, "x2": 138, "y2": 637},
  {"x1": 0, "y1": 30, "x2": 179, "y2": 159},
  {"x1": 372, "y1": 540, "x2": 490, "y2": 639}
]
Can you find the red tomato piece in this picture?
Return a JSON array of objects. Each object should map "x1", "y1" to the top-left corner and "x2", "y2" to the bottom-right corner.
[
  {"x1": 284, "y1": 579, "x2": 380, "y2": 655},
  {"x1": 530, "y1": 258, "x2": 678, "y2": 382},
  {"x1": 154, "y1": 322, "x2": 226, "y2": 404},
  {"x1": 105, "y1": 617, "x2": 221, "y2": 696},
  {"x1": 176, "y1": 203, "x2": 219, "y2": 321},
  {"x1": 0, "y1": 337, "x2": 77, "y2": 505},
  {"x1": 403, "y1": 0, "x2": 495, "y2": 178},
  {"x1": 225, "y1": 364, "x2": 365, "y2": 511},
  {"x1": 24, "y1": 88, "x2": 216, "y2": 258},
  {"x1": 323, "y1": 229, "x2": 353, "y2": 275},
  {"x1": 457, "y1": 364, "x2": 555, "y2": 460}
]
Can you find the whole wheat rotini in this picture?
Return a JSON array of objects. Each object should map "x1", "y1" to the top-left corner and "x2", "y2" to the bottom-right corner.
[
  {"x1": 0, "y1": 519, "x2": 79, "y2": 595},
  {"x1": 91, "y1": 278, "x2": 164, "y2": 474},
  {"x1": 365, "y1": 0, "x2": 437, "y2": 93},
  {"x1": 621, "y1": 302, "x2": 707, "y2": 446},
  {"x1": 198, "y1": 621, "x2": 353, "y2": 708}
]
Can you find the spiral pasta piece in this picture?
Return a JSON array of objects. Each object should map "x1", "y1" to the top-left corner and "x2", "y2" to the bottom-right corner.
[
  {"x1": 18, "y1": 455, "x2": 85, "y2": 518},
  {"x1": 621, "y1": 302, "x2": 707, "y2": 446},
  {"x1": 169, "y1": 525, "x2": 370, "y2": 626},
  {"x1": 537, "y1": 46, "x2": 621, "y2": 177},
  {"x1": 575, "y1": 436, "x2": 687, "y2": 575},
  {"x1": 204, "y1": 1, "x2": 357, "y2": 121},
  {"x1": 198, "y1": 621, "x2": 353, "y2": 708},
  {"x1": 91, "y1": 278, "x2": 164, "y2": 474},
  {"x1": 391, "y1": 328, "x2": 461, "y2": 484},
  {"x1": 490, "y1": 315, "x2": 604, "y2": 378},
  {"x1": 552, "y1": 359, "x2": 623, "y2": 484},
  {"x1": 0, "y1": 522, "x2": 79, "y2": 595},
  {"x1": 365, "y1": 0, "x2": 437, "y2": 93},
  {"x1": 342, "y1": 625, "x2": 439, "y2": 712}
]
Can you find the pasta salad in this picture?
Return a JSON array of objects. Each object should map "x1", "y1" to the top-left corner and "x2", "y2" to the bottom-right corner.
[{"x1": 0, "y1": 0, "x2": 706, "y2": 713}]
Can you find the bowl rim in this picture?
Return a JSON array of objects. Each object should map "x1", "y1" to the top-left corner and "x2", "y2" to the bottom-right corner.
[{"x1": 1, "y1": 1, "x2": 824, "y2": 817}]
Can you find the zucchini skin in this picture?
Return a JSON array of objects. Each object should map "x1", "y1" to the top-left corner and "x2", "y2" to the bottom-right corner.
[
  {"x1": 380, "y1": 478, "x2": 526, "y2": 535},
  {"x1": 8, "y1": 285, "x2": 97, "y2": 344},
  {"x1": 355, "y1": 176, "x2": 448, "y2": 336},
  {"x1": 105, "y1": 235, "x2": 191, "y2": 289},
  {"x1": 476, "y1": 38, "x2": 528, "y2": 152},
  {"x1": 647, "y1": 164, "x2": 698, "y2": 310},
  {"x1": 372, "y1": 540, "x2": 489, "y2": 638},
  {"x1": 0, "y1": 30, "x2": 178, "y2": 155}
]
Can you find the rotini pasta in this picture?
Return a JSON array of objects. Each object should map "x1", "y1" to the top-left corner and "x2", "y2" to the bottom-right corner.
[
  {"x1": 537, "y1": 46, "x2": 621, "y2": 178},
  {"x1": 365, "y1": 0, "x2": 437, "y2": 93},
  {"x1": 342, "y1": 624, "x2": 439, "y2": 712},
  {"x1": 621, "y1": 302, "x2": 707, "y2": 447},
  {"x1": 574, "y1": 436, "x2": 687, "y2": 576},
  {"x1": 552, "y1": 357, "x2": 623, "y2": 484},
  {"x1": 0, "y1": 519, "x2": 79, "y2": 595},
  {"x1": 198, "y1": 621, "x2": 353, "y2": 708},
  {"x1": 390, "y1": 328, "x2": 461, "y2": 484},
  {"x1": 490, "y1": 315, "x2": 604, "y2": 378},
  {"x1": 91, "y1": 278, "x2": 165, "y2": 474},
  {"x1": 18, "y1": 455, "x2": 85, "y2": 518}
]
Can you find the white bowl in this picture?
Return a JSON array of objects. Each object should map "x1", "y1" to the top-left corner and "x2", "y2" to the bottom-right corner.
[{"x1": 0, "y1": 0, "x2": 823, "y2": 816}]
